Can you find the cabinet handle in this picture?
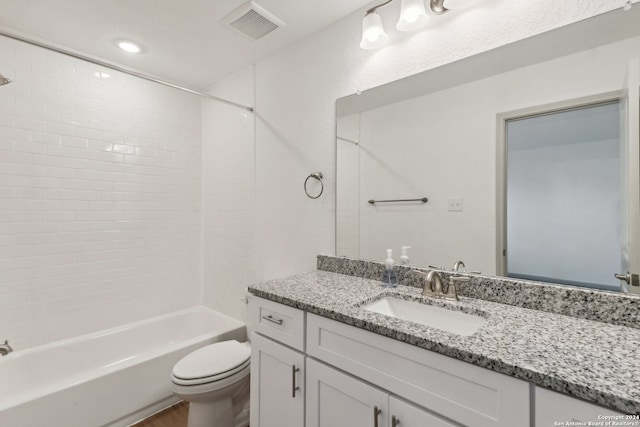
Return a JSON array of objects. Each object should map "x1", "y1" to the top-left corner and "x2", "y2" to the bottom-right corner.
[
  {"x1": 292, "y1": 365, "x2": 300, "y2": 397},
  {"x1": 392, "y1": 415, "x2": 400, "y2": 427},
  {"x1": 262, "y1": 314, "x2": 283, "y2": 325},
  {"x1": 373, "y1": 406, "x2": 382, "y2": 427}
]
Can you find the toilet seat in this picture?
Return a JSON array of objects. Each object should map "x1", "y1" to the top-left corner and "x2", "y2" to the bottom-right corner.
[{"x1": 172, "y1": 340, "x2": 251, "y2": 387}]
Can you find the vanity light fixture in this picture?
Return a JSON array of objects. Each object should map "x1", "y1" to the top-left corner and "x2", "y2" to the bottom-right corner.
[
  {"x1": 360, "y1": 0, "x2": 458, "y2": 50},
  {"x1": 397, "y1": 0, "x2": 429, "y2": 31},
  {"x1": 360, "y1": 9, "x2": 389, "y2": 49}
]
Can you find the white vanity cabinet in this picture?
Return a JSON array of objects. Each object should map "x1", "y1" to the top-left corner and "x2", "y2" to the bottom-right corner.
[
  {"x1": 306, "y1": 313, "x2": 530, "y2": 427},
  {"x1": 535, "y1": 387, "x2": 624, "y2": 427},
  {"x1": 249, "y1": 297, "x2": 306, "y2": 427},
  {"x1": 250, "y1": 333, "x2": 305, "y2": 427},
  {"x1": 250, "y1": 295, "x2": 624, "y2": 427},
  {"x1": 306, "y1": 357, "x2": 458, "y2": 427},
  {"x1": 306, "y1": 358, "x2": 389, "y2": 427}
]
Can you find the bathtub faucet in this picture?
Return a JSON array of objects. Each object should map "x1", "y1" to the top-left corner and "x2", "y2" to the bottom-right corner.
[{"x1": 0, "y1": 340, "x2": 13, "y2": 356}]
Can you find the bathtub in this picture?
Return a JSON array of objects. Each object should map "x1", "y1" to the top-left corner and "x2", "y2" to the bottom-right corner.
[{"x1": 0, "y1": 306, "x2": 247, "y2": 427}]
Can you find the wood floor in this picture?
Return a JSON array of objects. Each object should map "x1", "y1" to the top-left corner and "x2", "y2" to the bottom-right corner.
[{"x1": 132, "y1": 401, "x2": 189, "y2": 427}]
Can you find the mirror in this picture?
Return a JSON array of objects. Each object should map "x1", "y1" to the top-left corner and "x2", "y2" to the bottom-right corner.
[{"x1": 335, "y1": 6, "x2": 640, "y2": 292}]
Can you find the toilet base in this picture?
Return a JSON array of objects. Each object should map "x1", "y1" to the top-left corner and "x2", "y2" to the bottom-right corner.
[{"x1": 186, "y1": 399, "x2": 249, "y2": 427}]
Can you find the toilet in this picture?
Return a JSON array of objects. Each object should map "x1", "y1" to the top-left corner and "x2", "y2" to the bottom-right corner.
[{"x1": 171, "y1": 340, "x2": 251, "y2": 427}]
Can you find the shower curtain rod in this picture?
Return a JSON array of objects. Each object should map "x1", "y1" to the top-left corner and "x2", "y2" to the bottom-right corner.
[{"x1": 0, "y1": 30, "x2": 254, "y2": 113}]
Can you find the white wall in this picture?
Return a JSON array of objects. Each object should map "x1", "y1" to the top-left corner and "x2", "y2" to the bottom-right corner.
[
  {"x1": 250, "y1": 0, "x2": 629, "y2": 282},
  {"x1": 202, "y1": 67, "x2": 255, "y2": 324},
  {"x1": 0, "y1": 37, "x2": 202, "y2": 349}
]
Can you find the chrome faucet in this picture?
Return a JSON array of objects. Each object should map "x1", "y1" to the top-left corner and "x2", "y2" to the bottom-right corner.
[
  {"x1": 452, "y1": 260, "x2": 465, "y2": 272},
  {"x1": 0, "y1": 340, "x2": 13, "y2": 356}
]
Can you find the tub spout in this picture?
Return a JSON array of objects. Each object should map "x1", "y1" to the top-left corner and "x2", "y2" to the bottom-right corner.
[{"x1": 0, "y1": 340, "x2": 13, "y2": 356}]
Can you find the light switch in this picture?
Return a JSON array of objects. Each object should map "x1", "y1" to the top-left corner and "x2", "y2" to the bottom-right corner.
[{"x1": 448, "y1": 198, "x2": 463, "y2": 212}]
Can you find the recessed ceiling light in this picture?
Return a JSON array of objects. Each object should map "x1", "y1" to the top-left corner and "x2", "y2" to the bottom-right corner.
[{"x1": 116, "y1": 40, "x2": 142, "y2": 54}]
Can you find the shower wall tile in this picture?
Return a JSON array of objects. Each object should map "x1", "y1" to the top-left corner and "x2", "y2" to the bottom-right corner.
[{"x1": 0, "y1": 37, "x2": 202, "y2": 350}]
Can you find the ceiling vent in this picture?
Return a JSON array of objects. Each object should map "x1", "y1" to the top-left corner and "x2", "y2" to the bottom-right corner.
[{"x1": 223, "y1": 1, "x2": 286, "y2": 40}]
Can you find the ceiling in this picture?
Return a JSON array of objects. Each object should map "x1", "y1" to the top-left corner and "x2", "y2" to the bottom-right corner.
[{"x1": 0, "y1": 0, "x2": 372, "y2": 89}]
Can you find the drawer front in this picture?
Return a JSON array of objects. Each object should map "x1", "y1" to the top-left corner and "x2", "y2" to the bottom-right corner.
[
  {"x1": 250, "y1": 296, "x2": 305, "y2": 351},
  {"x1": 307, "y1": 313, "x2": 530, "y2": 427},
  {"x1": 535, "y1": 387, "x2": 623, "y2": 426}
]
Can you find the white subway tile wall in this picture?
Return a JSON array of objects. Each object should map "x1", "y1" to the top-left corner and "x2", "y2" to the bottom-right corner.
[{"x1": 0, "y1": 38, "x2": 202, "y2": 349}]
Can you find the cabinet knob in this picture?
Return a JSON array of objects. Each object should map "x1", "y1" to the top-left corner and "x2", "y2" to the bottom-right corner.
[{"x1": 392, "y1": 415, "x2": 400, "y2": 427}]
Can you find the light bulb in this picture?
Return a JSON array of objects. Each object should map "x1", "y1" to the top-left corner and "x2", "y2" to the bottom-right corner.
[
  {"x1": 360, "y1": 12, "x2": 389, "y2": 49},
  {"x1": 116, "y1": 40, "x2": 142, "y2": 54},
  {"x1": 397, "y1": 0, "x2": 429, "y2": 32}
]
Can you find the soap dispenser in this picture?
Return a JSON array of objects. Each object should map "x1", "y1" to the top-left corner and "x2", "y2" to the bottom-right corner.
[
  {"x1": 399, "y1": 246, "x2": 411, "y2": 265},
  {"x1": 383, "y1": 249, "x2": 398, "y2": 288}
]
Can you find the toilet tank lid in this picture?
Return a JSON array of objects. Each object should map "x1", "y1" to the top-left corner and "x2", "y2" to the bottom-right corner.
[{"x1": 173, "y1": 340, "x2": 251, "y2": 380}]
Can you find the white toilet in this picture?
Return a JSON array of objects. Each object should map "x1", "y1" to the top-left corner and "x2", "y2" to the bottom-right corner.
[{"x1": 171, "y1": 340, "x2": 251, "y2": 427}]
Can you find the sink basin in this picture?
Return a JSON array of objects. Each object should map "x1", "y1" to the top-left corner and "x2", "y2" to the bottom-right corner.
[{"x1": 363, "y1": 297, "x2": 486, "y2": 336}]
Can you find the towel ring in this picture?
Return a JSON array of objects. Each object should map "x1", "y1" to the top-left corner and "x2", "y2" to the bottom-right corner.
[{"x1": 304, "y1": 172, "x2": 324, "y2": 199}]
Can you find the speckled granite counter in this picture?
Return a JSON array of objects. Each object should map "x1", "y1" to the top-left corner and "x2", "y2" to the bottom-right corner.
[{"x1": 249, "y1": 270, "x2": 640, "y2": 414}]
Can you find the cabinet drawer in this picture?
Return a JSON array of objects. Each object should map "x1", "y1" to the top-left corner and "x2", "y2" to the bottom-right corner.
[
  {"x1": 250, "y1": 296, "x2": 305, "y2": 351},
  {"x1": 535, "y1": 387, "x2": 623, "y2": 426},
  {"x1": 307, "y1": 313, "x2": 530, "y2": 427}
]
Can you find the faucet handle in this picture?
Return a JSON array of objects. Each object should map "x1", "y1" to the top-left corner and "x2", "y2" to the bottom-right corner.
[
  {"x1": 448, "y1": 276, "x2": 470, "y2": 300},
  {"x1": 1, "y1": 340, "x2": 12, "y2": 356}
]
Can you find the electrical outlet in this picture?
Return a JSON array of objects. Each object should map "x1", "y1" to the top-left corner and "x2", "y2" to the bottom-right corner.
[{"x1": 448, "y1": 198, "x2": 463, "y2": 212}]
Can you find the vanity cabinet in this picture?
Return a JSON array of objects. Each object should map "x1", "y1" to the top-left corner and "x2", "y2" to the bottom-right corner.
[
  {"x1": 250, "y1": 333, "x2": 305, "y2": 427},
  {"x1": 249, "y1": 297, "x2": 306, "y2": 427},
  {"x1": 307, "y1": 357, "x2": 458, "y2": 427},
  {"x1": 250, "y1": 295, "x2": 626, "y2": 427},
  {"x1": 306, "y1": 313, "x2": 530, "y2": 427},
  {"x1": 535, "y1": 387, "x2": 623, "y2": 426},
  {"x1": 306, "y1": 358, "x2": 389, "y2": 427}
]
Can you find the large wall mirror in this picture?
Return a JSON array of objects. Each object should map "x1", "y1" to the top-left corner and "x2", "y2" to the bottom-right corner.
[{"x1": 335, "y1": 6, "x2": 640, "y2": 293}]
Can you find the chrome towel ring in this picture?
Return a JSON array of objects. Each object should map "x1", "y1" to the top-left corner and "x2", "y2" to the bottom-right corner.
[{"x1": 304, "y1": 172, "x2": 324, "y2": 199}]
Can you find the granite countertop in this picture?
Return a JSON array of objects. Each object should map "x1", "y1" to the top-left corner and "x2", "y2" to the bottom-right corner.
[{"x1": 249, "y1": 270, "x2": 640, "y2": 414}]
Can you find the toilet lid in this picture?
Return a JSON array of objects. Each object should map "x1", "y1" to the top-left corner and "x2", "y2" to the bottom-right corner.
[{"x1": 173, "y1": 340, "x2": 251, "y2": 381}]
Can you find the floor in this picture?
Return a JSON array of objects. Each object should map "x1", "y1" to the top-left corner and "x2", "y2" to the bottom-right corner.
[{"x1": 132, "y1": 402, "x2": 188, "y2": 427}]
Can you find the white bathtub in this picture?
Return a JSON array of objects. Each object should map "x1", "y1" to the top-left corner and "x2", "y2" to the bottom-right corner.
[{"x1": 0, "y1": 306, "x2": 247, "y2": 427}]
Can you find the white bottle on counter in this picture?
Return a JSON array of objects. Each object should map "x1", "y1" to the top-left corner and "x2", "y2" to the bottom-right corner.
[{"x1": 399, "y1": 246, "x2": 411, "y2": 265}]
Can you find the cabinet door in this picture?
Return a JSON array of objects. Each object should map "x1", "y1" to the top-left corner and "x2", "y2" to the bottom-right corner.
[
  {"x1": 306, "y1": 358, "x2": 388, "y2": 427},
  {"x1": 250, "y1": 333, "x2": 305, "y2": 427},
  {"x1": 389, "y1": 396, "x2": 458, "y2": 427},
  {"x1": 535, "y1": 387, "x2": 623, "y2": 427}
]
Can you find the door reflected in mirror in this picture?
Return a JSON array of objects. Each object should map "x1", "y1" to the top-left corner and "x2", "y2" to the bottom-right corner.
[{"x1": 503, "y1": 100, "x2": 623, "y2": 291}]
